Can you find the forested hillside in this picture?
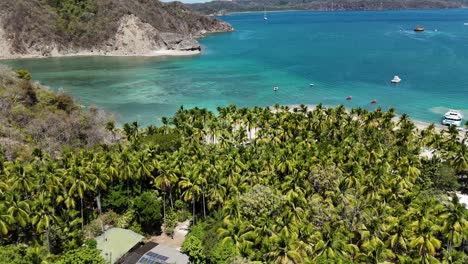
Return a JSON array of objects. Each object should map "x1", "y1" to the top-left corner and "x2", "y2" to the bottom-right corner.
[
  {"x1": 1, "y1": 92, "x2": 467, "y2": 262},
  {"x1": 191, "y1": 0, "x2": 466, "y2": 15},
  {"x1": 0, "y1": 0, "x2": 232, "y2": 59}
]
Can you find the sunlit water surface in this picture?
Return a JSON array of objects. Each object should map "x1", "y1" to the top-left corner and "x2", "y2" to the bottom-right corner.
[{"x1": 4, "y1": 9, "x2": 468, "y2": 125}]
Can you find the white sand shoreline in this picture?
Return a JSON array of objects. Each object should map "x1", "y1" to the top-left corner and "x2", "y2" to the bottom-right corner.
[
  {"x1": 281, "y1": 104, "x2": 465, "y2": 133},
  {"x1": 0, "y1": 49, "x2": 201, "y2": 61}
]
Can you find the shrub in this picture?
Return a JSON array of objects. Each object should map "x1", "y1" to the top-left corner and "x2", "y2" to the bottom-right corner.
[
  {"x1": 117, "y1": 209, "x2": 135, "y2": 229},
  {"x1": 164, "y1": 209, "x2": 177, "y2": 236},
  {"x1": 141, "y1": 133, "x2": 181, "y2": 153},
  {"x1": 210, "y1": 240, "x2": 236, "y2": 264},
  {"x1": 18, "y1": 80, "x2": 37, "y2": 106},
  {"x1": 0, "y1": 245, "x2": 31, "y2": 264},
  {"x1": 175, "y1": 200, "x2": 186, "y2": 210},
  {"x1": 52, "y1": 93, "x2": 75, "y2": 113},
  {"x1": 15, "y1": 69, "x2": 31, "y2": 80},
  {"x1": 84, "y1": 218, "x2": 103, "y2": 238},
  {"x1": 239, "y1": 185, "x2": 281, "y2": 223},
  {"x1": 84, "y1": 239, "x2": 97, "y2": 249},
  {"x1": 132, "y1": 191, "x2": 163, "y2": 231},
  {"x1": 102, "y1": 185, "x2": 130, "y2": 213},
  {"x1": 129, "y1": 221, "x2": 144, "y2": 235},
  {"x1": 177, "y1": 209, "x2": 191, "y2": 222},
  {"x1": 101, "y1": 210, "x2": 119, "y2": 226},
  {"x1": 55, "y1": 247, "x2": 106, "y2": 264},
  {"x1": 181, "y1": 235, "x2": 205, "y2": 264}
]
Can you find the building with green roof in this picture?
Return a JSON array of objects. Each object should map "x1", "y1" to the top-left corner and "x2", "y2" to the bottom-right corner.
[{"x1": 95, "y1": 228, "x2": 145, "y2": 264}]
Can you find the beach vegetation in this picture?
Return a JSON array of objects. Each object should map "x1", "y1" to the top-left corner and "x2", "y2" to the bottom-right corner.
[{"x1": 0, "y1": 73, "x2": 467, "y2": 262}]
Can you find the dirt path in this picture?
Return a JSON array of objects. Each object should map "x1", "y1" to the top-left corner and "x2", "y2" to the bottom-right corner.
[{"x1": 149, "y1": 220, "x2": 190, "y2": 250}]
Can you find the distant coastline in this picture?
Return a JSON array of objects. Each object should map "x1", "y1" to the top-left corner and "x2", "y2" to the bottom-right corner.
[
  {"x1": 222, "y1": 7, "x2": 467, "y2": 16},
  {"x1": 191, "y1": 0, "x2": 466, "y2": 16}
]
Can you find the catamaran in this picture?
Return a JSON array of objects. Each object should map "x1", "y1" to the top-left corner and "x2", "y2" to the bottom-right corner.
[{"x1": 442, "y1": 110, "x2": 463, "y2": 127}]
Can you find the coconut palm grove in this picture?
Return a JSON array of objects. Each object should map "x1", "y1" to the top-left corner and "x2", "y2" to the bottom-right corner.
[{"x1": 1, "y1": 102, "x2": 468, "y2": 263}]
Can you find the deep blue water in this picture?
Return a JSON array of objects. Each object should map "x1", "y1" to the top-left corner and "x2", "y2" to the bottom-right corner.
[{"x1": 4, "y1": 9, "x2": 468, "y2": 125}]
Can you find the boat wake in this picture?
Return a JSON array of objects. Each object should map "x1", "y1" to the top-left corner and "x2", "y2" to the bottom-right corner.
[{"x1": 430, "y1": 106, "x2": 468, "y2": 118}]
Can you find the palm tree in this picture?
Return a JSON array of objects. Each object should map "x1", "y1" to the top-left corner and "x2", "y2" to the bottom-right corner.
[
  {"x1": 409, "y1": 218, "x2": 441, "y2": 263},
  {"x1": 179, "y1": 170, "x2": 201, "y2": 223},
  {"x1": 152, "y1": 159, "x2": 178, "y2": 219},
  {"x1": 266, "y1": 227, "x2": 303, "y2": 264},
  {"x1": 384, "y1": 216, "x2": 409, "y2": 255},
  {"x1": 62, "y1": 164, "x2": 91, "y2": 230},
  {"x1": 4, "y1": 161, "x2": 34, "y2": 196},
  {"x1": 86, "y1": 159, "x2": 109, "y2": 214},
  {"x1": 0, "y1": 203, "x2": 14, "y2": 236},
  {"x1": 5, "y1": 193, "x2": 30, "y2": 230},
  {"x1": 441, "y1": 194, "x2": 468, "y2": 254},
  {"x1": 218, "y1": 217, "x2": 255, "y2": 255},
  {"x1": 31, "y1": 192, "x2": 55, "y2": 253}
]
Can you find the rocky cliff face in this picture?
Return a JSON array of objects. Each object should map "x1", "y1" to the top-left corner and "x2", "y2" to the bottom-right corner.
[{"x1": 0, "y1": 0, "x2": 233, "y2": 59}]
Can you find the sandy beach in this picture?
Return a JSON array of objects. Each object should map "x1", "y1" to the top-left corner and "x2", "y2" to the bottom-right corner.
[
  {"x1": 0, "y1": 49, "x2": 201, "y2": 61},
  {"x1": 281, "y1": 104, "x2": 466, "y2": 134}
]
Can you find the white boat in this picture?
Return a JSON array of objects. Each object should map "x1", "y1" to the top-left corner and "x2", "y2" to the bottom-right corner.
[
  {"x1": 264, "y1": 8, "x2": 268, "y2": 20},
  {"x1": 442, "y1": 110, "x2": 463, "y2": 127},
  {"x1": 464, "y1": 23, "x2": 468, "y2": 26},
  {"x1": 310, "y1": 83, "x2": 314, "y2": 87},
  {"x1": 391, "y1": 75, "x2": 401, "y2": 84},
  {"x1": 273, "y1": 86, "x2": 279, "y2": 91}
]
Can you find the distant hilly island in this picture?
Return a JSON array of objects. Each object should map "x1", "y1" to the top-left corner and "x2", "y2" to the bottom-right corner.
[
  {"x1": 190, "y1": 0, "x2": 468, "y2": 15},
  {"x1": 0, "y1": 0, "x2": 232, "y2": 59}
]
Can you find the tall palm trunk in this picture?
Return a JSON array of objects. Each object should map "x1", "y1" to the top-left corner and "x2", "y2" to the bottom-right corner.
[
  {"x1": 169, "y1": 189, "x2": 174, "y2": 209},
  {"x1": 447, "y1": 229, "x2": 454, "y2": 254},
  {"x1": 163, "y1": 192, "x2": 166, "y2": 223},
  {"x1": 46, "y1": 228, "x2": 50, "y2": 253},
  {"x1": 81, "y1": 197, "x2": 84, "y2": 230},
  {"x1": 202, "y1": 185, "x2": 206, "y2": 219},
  {"x1": 192, "y1": 195, "x2": 196, "y2": 224},
  {"x1": 96, "y1": 192, "x2": 102, "y2": 214}
]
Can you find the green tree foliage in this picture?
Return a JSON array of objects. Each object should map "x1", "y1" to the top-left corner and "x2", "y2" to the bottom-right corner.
[
  {"x1": 1, "y1": 103, "x2": 468, "y2": 263},
  {"x1": 0, "y1": 245, "x2": 32, "y2": 264},
  {"x1": 239, "y1": 184, "x2": 281, "y2": 223},
  {"x1": 209, "y1": 240, "x2": 236, "y2": 264},
  {"x1": 55, "y1": 247, "x2": 105, "y2": 264},
  {"x1": 102, "y1": 184, "x2": 130, "y2": 214},
  {"x1": 131, "y1": 191, "x2": 163, "y2": 231},
  {"x1": 164, "y1": 209, "x2": 177, "y2": 236},
  {"x1": 181, "y1": 224, "x2": 206, "y2": 264}
]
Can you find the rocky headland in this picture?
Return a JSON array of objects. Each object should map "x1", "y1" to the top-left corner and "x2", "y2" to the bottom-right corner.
[{"x1": 0, "y1": 0, "x2": 233, "y2": 59}]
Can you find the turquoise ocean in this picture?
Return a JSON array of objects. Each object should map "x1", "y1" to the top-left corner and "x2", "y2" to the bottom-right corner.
[{"x1": 4, "y1": 9, "x2": 468, "y2": 126}]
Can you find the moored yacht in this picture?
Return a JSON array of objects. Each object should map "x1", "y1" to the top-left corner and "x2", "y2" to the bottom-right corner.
[
  {"x1": 391, "y1": 76, "x2": 401, "y2": 84},
  {"x1": 442, "y1": 110, "x2": 463, "y2": 127}
]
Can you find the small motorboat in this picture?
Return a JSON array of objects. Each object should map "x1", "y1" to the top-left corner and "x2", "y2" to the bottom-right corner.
[
  {"x1": 442, "y1": 109, "x2": 463, "y2": 127},
  {"x1": 370, "y1": 99, "x2": 377, "y2": 104},
  {"x1": 273, "y1": 86, "x2": 279, "y2": 91},
  {"x1": 391, "y1": 76, "x2": 401, "y2": 84},
  {"x1": 414, "y1": 25, "x2": 425, "y2": 32},
  {"x1": 346, "y1": 96, "x2": 352, "y2": 100},
  {"x1": 310, "y1": 83, "x2": 315, "y2": 87}
]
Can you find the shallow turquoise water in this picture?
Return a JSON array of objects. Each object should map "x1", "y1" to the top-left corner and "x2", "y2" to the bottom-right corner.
[{"x1": 4, "y1": 9, "x2": 468, "y2": 126}]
